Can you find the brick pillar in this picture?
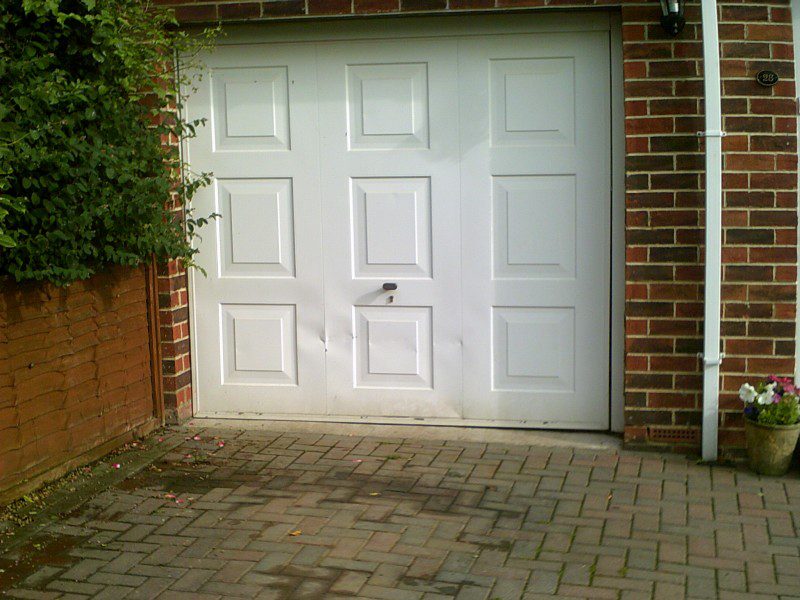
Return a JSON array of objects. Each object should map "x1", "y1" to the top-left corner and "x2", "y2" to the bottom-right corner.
[
  {"x1": 622, "y1": 1, "x2": 707, "y2": 449},
  {"x1": 157, "y1": 257, "x2": 192, "y2": 423},
  {"x1": 718, "y1": 0, "x2": 797, "y2": 449}
]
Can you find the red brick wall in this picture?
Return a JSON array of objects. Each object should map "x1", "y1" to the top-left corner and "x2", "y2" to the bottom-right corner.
[
  {"x1": 0, "y1": 266, "x2": 159, "y2": 502},
  {"x1": 157, "y1": 0, "x2": 798, "y2": 454},
  {"x1": 157, "y1": 258, "x2": 192, "y2": 423}
]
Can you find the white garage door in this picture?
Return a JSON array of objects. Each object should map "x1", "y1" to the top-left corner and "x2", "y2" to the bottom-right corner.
[{"x1": 186, "y1": 15, "x2": 612, "y2": 429}]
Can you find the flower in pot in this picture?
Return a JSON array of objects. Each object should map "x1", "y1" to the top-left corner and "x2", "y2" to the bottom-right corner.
[{"x1": 740, "y1": 376, "x2": 800, "y2": 476}]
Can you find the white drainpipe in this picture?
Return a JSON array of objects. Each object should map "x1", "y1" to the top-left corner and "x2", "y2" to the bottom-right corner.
[
  {"x1": 700, "y1": 0, "x2": 724, "y2": 462},
  {"x1": 790, "y1": 0, "x2": 800, "y2": 391}
]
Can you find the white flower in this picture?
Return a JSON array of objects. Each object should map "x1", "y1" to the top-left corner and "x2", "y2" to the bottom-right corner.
[
  {"x1": 739, "y1": 383, "x2": 757, "y2": 404},
  {"x1": 757, "y1": 392, "x2": 774, "y2": 405},
  {"x1": 757, "y1": 383, "x2": 776, "y2": 405}
]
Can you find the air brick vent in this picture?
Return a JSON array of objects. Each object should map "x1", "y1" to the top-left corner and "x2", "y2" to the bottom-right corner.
[{"x1": 648, "y1": 427, "x2": 700, "y2": 444}]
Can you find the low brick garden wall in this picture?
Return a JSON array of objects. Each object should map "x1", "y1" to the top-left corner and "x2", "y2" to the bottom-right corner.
[{"x1": 0, "y1": 266, "x2": 160, "y2": 504}]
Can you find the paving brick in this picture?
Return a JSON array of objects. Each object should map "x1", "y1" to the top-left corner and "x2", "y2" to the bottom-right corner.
[
  {"x1": 102, "y1": 552, "x2": 147, "y2": 574},
  {"x1": 125, "y1": 576, "x2": 172, "y2": 599},
  {"x1": 169, "y1": 568, "x2": 215, "y2": 592},
  {"x1": 360, "y1": 585, "x2": 424, "y2": 600},
  {"x1": 527, "y1": 570, "x2": 559, "y2": 594},
  {"x1": 45, "y1": 579, "x2": 103, "y2": 595},
  {"x1": 92, "y1": 585, "x2": 135, "y2": 600},
  {"x1": 321, "y1": 556, "x2": 379, "y2": 572},
  {"x1": 330, "y1": 571, "x2": 369, "y2": 594},
  {"x1": 6, "y1": 591, "x2": 63, "y2": 599},
  {"x1": 453, "y1": 586, "x2": 490, "y2": 600},
  {"x1": 20, "y1": 566, "x2": 63, "y2": 589},
  {"x1": 87, "y1": 571, "x2": 146, "y2": 587},
  {"x1": 200, "y1": 580, "x2": 263, "y2": 597}
]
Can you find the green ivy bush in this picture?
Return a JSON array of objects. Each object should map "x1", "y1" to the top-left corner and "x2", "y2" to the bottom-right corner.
[{"x1": 0, "y1": 0, "x2": 214, "y2": 283}]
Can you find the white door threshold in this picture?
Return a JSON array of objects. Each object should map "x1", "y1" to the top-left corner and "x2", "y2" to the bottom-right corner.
[{"x1": 187, "y1": 417, "x2": 622, "y2": 452}]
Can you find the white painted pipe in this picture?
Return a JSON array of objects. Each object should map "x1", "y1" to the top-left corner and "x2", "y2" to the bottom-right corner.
[
  {"x1": 789, "y1": 0, "x2": 800, "y2": 390},
  {"x1": 700, "y1": 0, "x2": 724, "y2": 462}
]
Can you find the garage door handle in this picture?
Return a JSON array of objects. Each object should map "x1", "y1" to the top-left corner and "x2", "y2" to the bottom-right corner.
[{"x1": 382, "y1": 282, "x2": 398, "y2": 291}]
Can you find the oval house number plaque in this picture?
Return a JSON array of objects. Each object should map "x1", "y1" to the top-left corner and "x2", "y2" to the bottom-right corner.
[{"x1": 756, "y1": 70, "x2": 779, "y2": 87}]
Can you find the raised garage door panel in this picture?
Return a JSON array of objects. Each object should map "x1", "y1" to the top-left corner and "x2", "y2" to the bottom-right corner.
[{"x1": 186, "y1": 20, "x2": 612, "y2": 428}]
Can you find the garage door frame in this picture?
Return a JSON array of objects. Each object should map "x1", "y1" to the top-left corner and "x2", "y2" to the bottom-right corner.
[{"x1": 184, "y1": 11, "x2": 626, "y2": 431}]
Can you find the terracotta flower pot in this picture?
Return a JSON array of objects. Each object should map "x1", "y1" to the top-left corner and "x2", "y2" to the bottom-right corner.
[{"x1": 745, "y1": 418, "x2": 800, "y2": 476}]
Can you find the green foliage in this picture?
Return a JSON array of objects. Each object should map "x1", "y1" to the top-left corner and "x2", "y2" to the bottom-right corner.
[
  {"x1": 0, "y1": 199, "x2": 18, "y2": 248},
  {"x1": 756, "y1": 394, "x2": 800, "y2": 427},
  {"x1": 0, "y1": 0, "x2": 215, "y2": 284}
]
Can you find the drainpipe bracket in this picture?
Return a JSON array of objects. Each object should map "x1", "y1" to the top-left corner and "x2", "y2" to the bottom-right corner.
[
  {"x1": 697, "y1": 130, "x2": 727, "y2": 137},
  {"x1": 698, "y1": 352, "x2": 725, "y2": 367}
]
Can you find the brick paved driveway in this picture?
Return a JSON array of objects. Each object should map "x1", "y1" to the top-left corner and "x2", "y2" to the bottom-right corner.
[{"x1": 3, "y1": 425, "x2": 800, "y2": 599}]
